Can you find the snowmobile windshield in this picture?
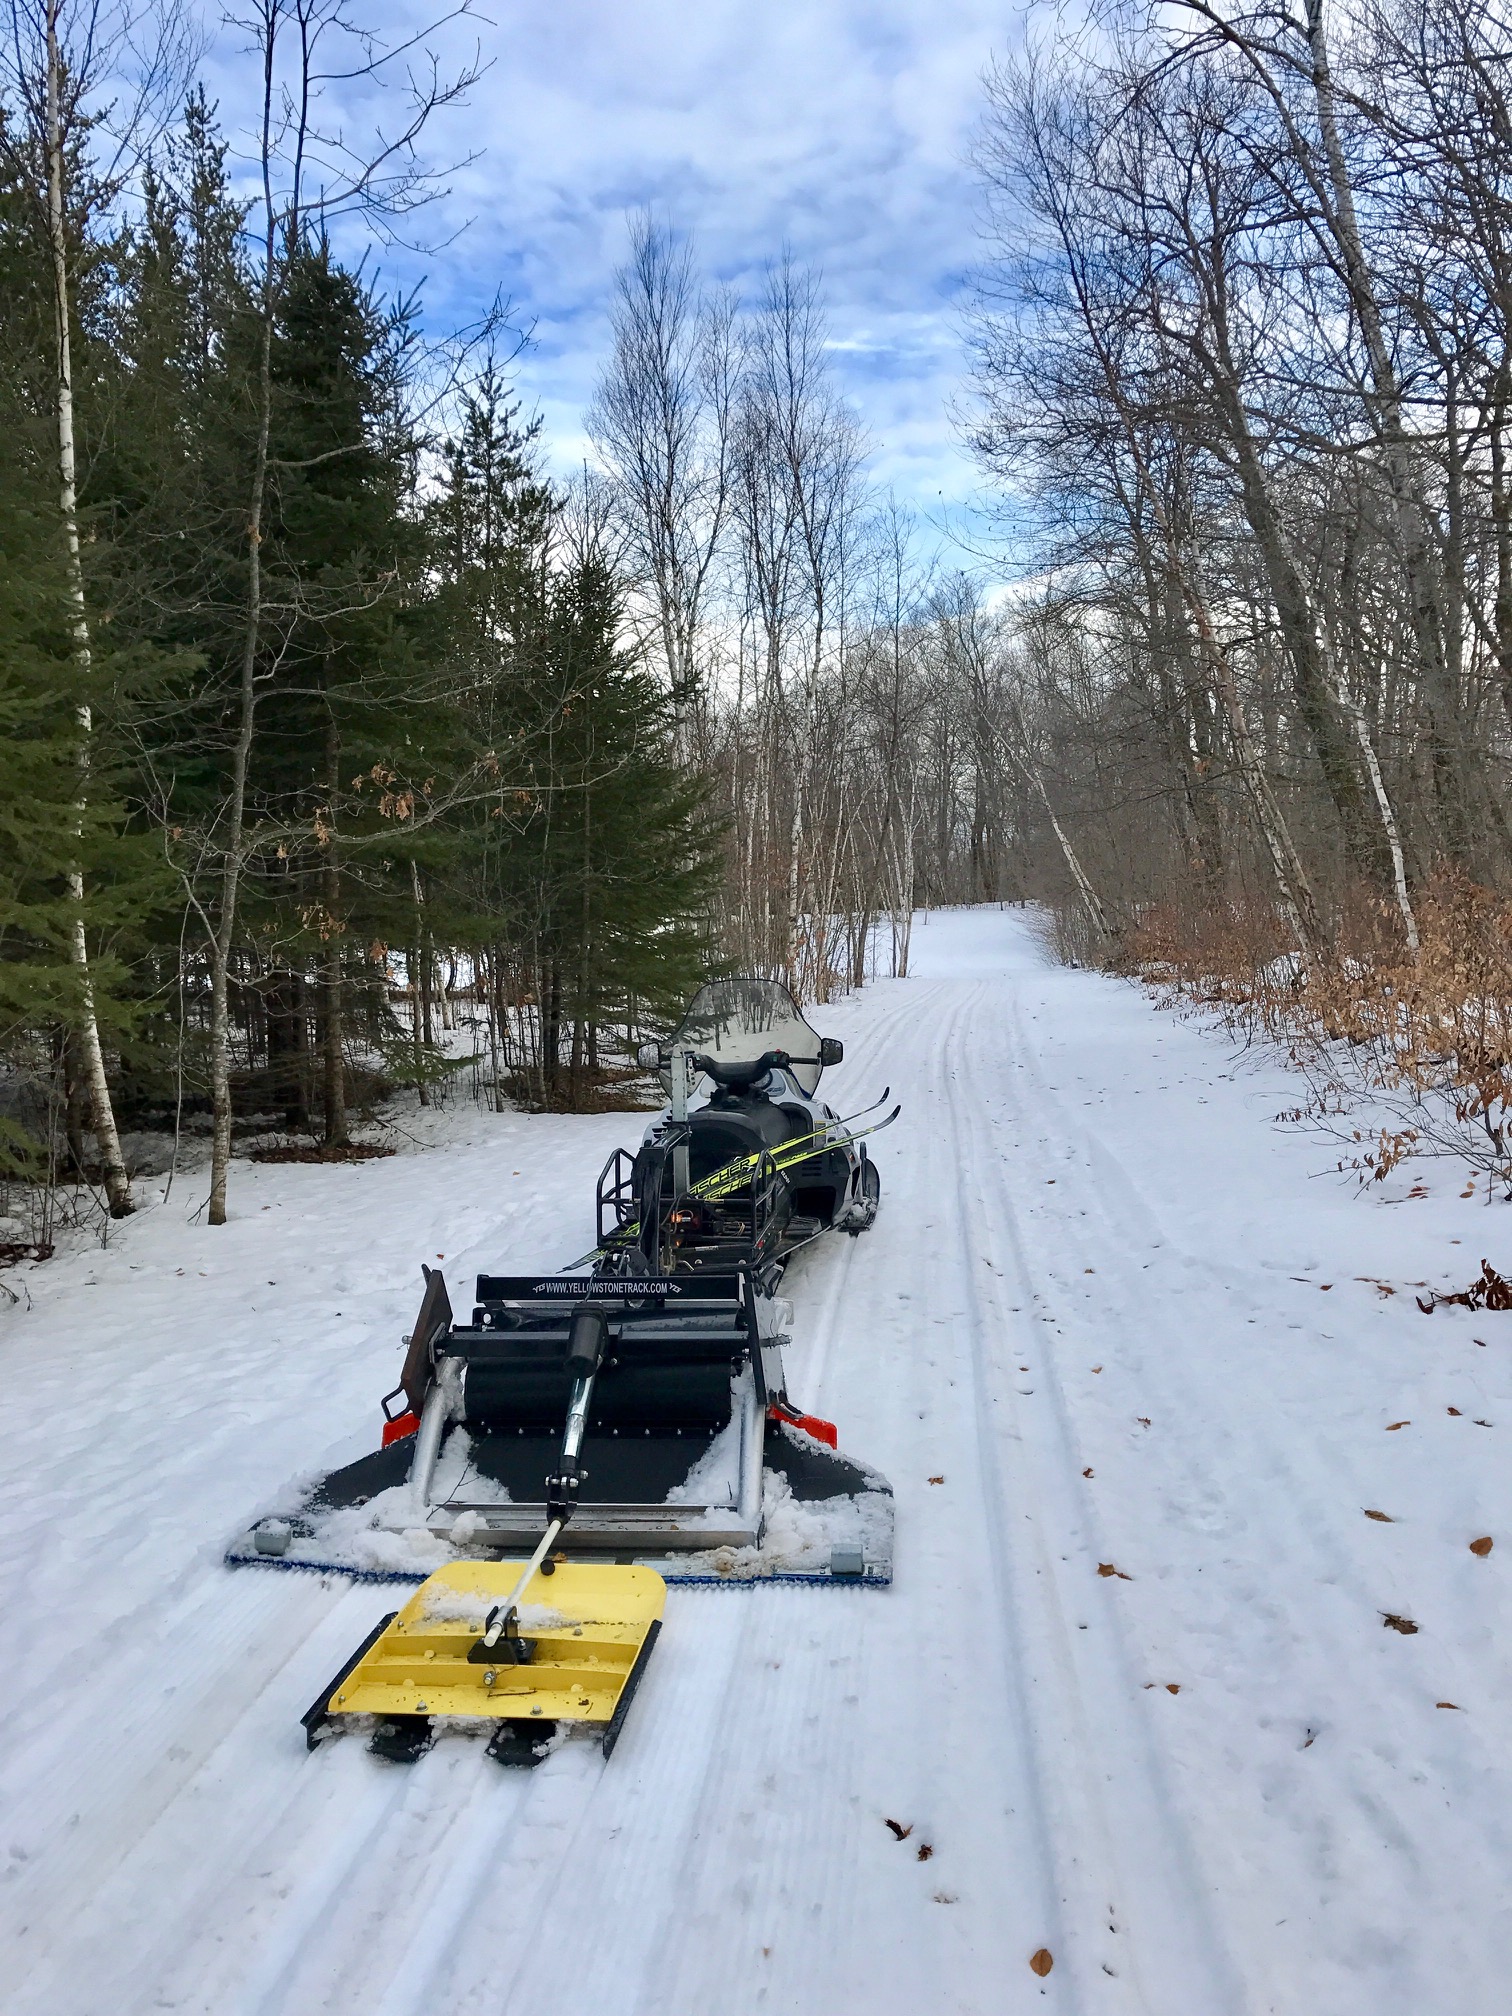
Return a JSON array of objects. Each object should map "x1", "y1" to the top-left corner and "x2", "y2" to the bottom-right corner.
[{"x1": 670, "y1": 978, "x2": 826, "y2": 1096}]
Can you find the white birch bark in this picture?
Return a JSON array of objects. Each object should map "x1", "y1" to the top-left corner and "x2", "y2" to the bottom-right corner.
[
  {"x1": 45, "y1": 0, "x2": 131, "y2": 1217},
  {"x1": 995, "y1": 720, "x2": 1113, "y2": 949}
]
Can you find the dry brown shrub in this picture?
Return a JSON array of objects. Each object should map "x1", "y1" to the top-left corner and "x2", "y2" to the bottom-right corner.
[
  {"x1": 1116, "y1": 897, "x2": 1289, "y2": 999},
  {"x1": 1120, "y1": 873, "x2": 1512, "y2": 1193}
]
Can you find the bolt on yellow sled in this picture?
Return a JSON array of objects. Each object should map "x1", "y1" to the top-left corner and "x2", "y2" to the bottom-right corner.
[{"x1": 303, "y1": 1558, "x2": 666, "y2": 1766}]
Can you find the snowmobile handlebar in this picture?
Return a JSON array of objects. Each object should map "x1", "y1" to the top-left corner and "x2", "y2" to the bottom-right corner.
[
  {"x1": 691, "y1": 1048, "x2": 790, "y2": 1087},
  {"x1": 698, "y1": 1037, "x2": 844, "y2": 1084},
  {"x1": 636, "y1": 1037, "x2": 843, "y2": 1080}
]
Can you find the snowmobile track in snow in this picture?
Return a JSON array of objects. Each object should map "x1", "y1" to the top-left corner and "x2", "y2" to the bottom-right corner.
[{"x1": 5, "y1": 907, "x2": 1512, "y2": 2015}]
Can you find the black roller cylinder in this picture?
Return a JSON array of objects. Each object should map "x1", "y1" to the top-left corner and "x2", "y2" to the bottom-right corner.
[
  {"x1": 547, "y1": 1308, "x2": 612, "y2": 1529},
  {"x1": 565, "y1": 1307, "x2": 609, "y2": 1377}
]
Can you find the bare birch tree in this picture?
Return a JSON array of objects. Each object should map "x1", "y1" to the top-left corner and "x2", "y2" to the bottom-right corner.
[
  {"x1": 587, "y1": 213, "x2": 735, "y2": 754},
  {"x1": 2, "y1": 0, "x2": 194, "y2": 1214}
]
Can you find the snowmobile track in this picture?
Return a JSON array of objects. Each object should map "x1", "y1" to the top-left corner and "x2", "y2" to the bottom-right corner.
[{"x1": 941, "y1": 981, "x2": 1244, "y2": 2012}]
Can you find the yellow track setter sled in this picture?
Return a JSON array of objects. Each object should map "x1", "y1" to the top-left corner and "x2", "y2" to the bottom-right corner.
[
  {"x1": 303, "y1": 1304, "x2": 666, "y2": 1765},
  {"x1": 302, "y1": 1557, "x2": 666, "y2": 1765}
]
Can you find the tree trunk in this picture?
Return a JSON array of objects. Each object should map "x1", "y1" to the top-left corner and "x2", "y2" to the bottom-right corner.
[
  {"x1": 207, "y1": 23, "x2": 279, "y2": 1224},
  {"x1": 485, "y1": 948, "x2": 503, "y2": 1112},
  {"x1": 1197, "y1": 603, "x2": 1323, "y2": 959},
  {"x1": 62, "y1": 1029, "x2": 85, "y2": 1175},
  {"x1": 1217, "y1": 377, "x2": 1386, "y2": 883},
  {"x1": 1333, "y1": 679, "x2": 1419, "y2": 952},
  {"x1": 569, "y1": 1016, "x2": 585, "y2": 1104},
  {"x1": 44, "y1": 0, "x2": 131, "y2": 1217},
  {"x1": 542, "y1": 959, "x2": 562, "y2": 1099},
  {"x1": 322, "y1": 720, "x2": 348, "y2": 1150},
  {"x1": 1001, "y1": 723, "x2": 1114, "y2": 951},
  {"x1": 410, "y1": 861, "x2": 430, "y2": 1106},
  {"x1": 410, "y1": 945, "x2": 429, "y2": 1105},
  {"x1": 1305, "y1": 0, "x2": 1469, "y2": 861},
  {"x1": 1492, "y1": 395, "x2": 1512, "y2": 736},
  {"x1": 266, "y1": 971, "x2": 309, "y2": 1129}
]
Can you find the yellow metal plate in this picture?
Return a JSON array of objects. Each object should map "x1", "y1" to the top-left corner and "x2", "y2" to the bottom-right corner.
[{"x1": 325, "y1": 1560, "x2": 666, "y2": 1726}]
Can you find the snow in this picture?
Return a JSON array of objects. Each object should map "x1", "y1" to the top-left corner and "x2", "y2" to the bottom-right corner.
[
  {"x1": 4, "y1": 903, "x2": 1512, "y2": 2013},
  {"x1": 661, "y1": 1408, "x2": 741, "y2": 1504}
]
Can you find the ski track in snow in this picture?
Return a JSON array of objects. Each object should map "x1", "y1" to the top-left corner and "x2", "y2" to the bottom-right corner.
[{"x1": 4, "y1": 907, "x2": 1512, "y2": 2014}]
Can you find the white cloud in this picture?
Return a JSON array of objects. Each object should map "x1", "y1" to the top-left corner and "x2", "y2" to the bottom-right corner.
[{"x1": 201, "y1": 0, "x2": 1015, "y2": 533}]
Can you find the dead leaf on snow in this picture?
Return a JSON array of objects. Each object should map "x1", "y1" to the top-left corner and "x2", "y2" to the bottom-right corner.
[
  {"x1": 1447, "y1": 1406, "x2": 1462, "y2": 1416},
  {"x1": 916, "y1": 1843, "x2": 933, "y2": 1862},
  {"x1": 1097, "y1": 1563, "x2": 1133, "y2": 1580},
  {"x1": 884, "y1": 1819, "x2": 913, "y2": 1840},
  {"x1": 1417, "y1": 1259, "x2": 1512, "y2": 1314},
  {"x1": 1382, "y1": 1612, "x2": 1419, "y2": 1634},
  {"x1": 1385, "y1": 1420, "x2": 1410, "y2": 1431},
  {"x1": 1364, "y1": 1509, "x2": 1395, "y2": 1522},
  {"x1": 1437, "y1": 1701, "x2": 1462, "y2": 1710},
  {"x1": 1030, "y1": 1949, "x2": 1055, "y2": 1977},
  {"x1": 1083, "y1": 1466, "x2": 1094, "y2": 1478},
  {"x1": 1470, "y1": 1536, "x2": 1494, "y2": 1556},
  {"x1": 927, "y1": 1475, "x2": 945, "y2": 1485}
]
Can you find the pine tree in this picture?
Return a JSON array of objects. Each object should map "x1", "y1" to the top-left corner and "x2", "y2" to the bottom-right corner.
[
  {"x1": 524, "y1": 550, "x2": 721, "y2": 1100},
  {"x1": 247, "y1": 239, "x2": 430, "y2": 1148},
  {"x1": 426, "y1": 390, "x2": 721, "y2": 1104}
]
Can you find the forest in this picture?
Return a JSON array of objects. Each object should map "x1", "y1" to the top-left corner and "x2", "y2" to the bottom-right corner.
[{"x1": 7, "y1": 0, "x2": 1512, "y2": 1234}]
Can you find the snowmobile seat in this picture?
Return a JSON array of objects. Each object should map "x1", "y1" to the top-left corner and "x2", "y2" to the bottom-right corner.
[{"x1": 684, "y1": 1100, "x2": 810, "y2": 1187}]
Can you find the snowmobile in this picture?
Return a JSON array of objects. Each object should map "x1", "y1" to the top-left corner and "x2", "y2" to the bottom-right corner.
[{"x1": 231, "y1": 978, "x2": 896, "y2": 1764}]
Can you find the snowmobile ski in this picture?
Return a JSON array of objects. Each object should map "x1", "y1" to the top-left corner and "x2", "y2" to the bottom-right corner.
[
  {"x1": 690, "y1": 1103, "x2": 899, "y2": 1199},
  {"x1": 692, "y1": 1097, "x2": 898, "y2": 1201}
]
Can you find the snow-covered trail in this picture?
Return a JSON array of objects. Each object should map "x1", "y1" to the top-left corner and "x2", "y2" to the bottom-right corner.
[{"x1": 4, "y1": 907, "x2": 1512, "y2": 2015}]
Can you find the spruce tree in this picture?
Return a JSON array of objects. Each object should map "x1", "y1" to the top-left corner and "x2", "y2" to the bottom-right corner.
[
  {"x1": 427, "y1": 390, "x2": 721, "y2": 1103},
  {"x1": 248, "y1": 239, "x2": 429, "y2": 1148}
]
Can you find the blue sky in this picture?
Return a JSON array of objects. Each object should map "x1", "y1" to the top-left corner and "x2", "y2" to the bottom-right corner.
[{"x1": 207, "y1": 0, "x2": 1017, "y2": 539}]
